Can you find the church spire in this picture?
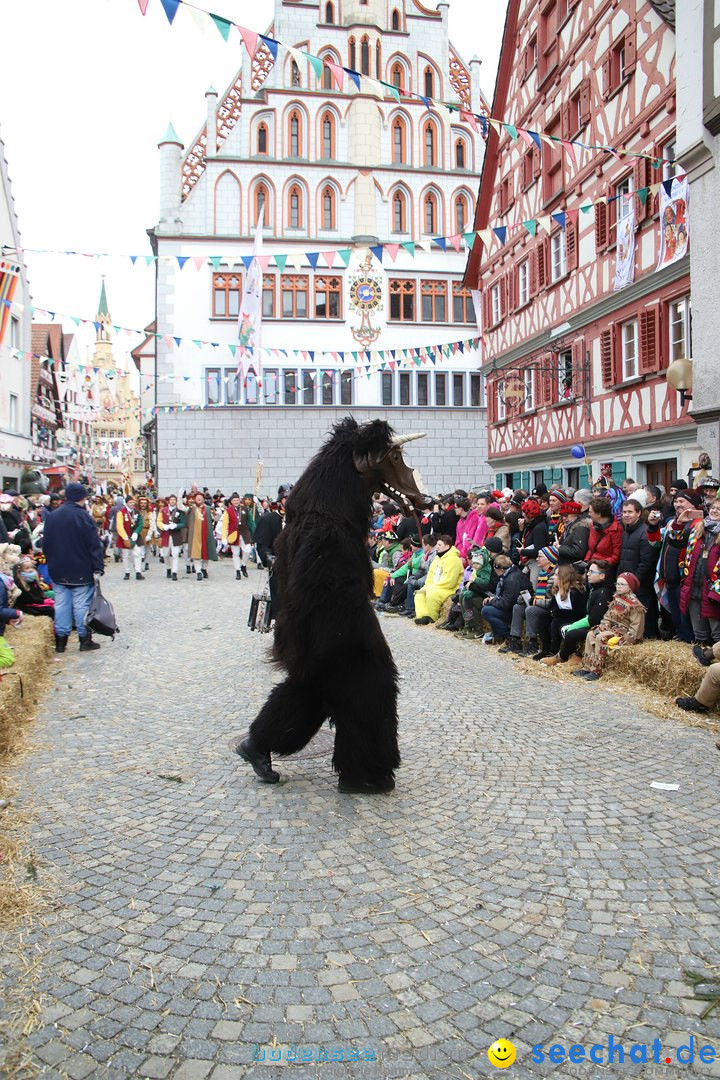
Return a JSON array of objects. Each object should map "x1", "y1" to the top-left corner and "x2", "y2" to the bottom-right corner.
[{"x1": 96, "y1": 277, "x2": 111, "y2": 343}]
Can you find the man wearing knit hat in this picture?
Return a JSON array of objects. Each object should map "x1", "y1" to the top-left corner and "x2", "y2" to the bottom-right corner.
[
  {"x1": 501, "y1": 544, "x2": 559, "y2": 656},
  {"x1": 557, "y1": 500, "x2": 591, "y2": 565},
  {"x1": 42, "y1": 483, "x2": 105, "y2": 653}
]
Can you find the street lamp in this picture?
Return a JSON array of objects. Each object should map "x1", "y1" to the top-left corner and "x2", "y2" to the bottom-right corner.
[{"x1": 666, "y1": 356, "x2": 692, "y2": 407}]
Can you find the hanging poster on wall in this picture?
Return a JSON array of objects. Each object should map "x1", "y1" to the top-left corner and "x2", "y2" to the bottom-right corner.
[
  {"x1": 656, "y1": 173, "x2": 689, "y2": 272},
  {"x1": 614, "y1": 202, "x2": 636, "y2": 291}
]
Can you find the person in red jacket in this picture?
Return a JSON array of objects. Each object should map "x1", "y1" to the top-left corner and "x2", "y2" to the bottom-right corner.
[{"x1": 584, "y1": 497, "x2": 623, "y2": 566}]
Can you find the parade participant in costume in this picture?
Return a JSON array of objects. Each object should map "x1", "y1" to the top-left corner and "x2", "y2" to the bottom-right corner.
[
  {"x1": 573, "y1": 572, "x2": 646, "y2": 680},
  {"x1": 145, "y1": 498, "x2": 162, "y2": 561},
  {"x1": 187, "y1": 492, "x2": 217, "y2": 580},
  {"x1": 243, "y1": 493, "x2": 259, "y2": 543},
  {"x1": 236, "y1": 418, "x2": 429, "y2": 794},
  {"x1": 221, "y1": 493, "x2": 250, "y2": 580},
  {"x1": 116, "y1": 495, "x2": 143, "y2": 581},
  {"x1": 134, "y1": 496, "x2": 152, "y2": 575},
  {"x1": 157, "y1": 495, "x2": 187, "y2": 581}
]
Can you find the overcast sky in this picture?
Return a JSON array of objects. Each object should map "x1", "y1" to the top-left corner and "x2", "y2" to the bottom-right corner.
[{"x1": 0, "y1": 0, "x2": 506, "y2": 363}]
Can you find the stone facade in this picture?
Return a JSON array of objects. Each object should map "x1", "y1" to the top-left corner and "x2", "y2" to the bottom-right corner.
[
  {"x1": 157, "y1": 406, "x2": 492, "y2": 495},
  {"x1": 150, "y1": 0, "x2": 491, "y2": 490}
]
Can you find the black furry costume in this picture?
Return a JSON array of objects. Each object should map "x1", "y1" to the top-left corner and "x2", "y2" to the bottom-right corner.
[{"x1": 244, "y1": 417, "x2": 426, "y2": 791}]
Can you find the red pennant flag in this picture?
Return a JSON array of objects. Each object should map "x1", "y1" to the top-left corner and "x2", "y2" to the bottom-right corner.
[
  {"x1": 384, "y1": 244, "x2": 400, "y2": 262},
  {"x1": 137, "y1": 0, "x2": 150, "y2": 13},
  {"x1": 192, "y1": 256, "x2": 206, "y2": 271},
  {"x1": 258, "y1": 255, "x2": 272, "y2": 272},
  {"x1": 321, "y1": 251, "x2": 336, "y2": 268},
  {"x1": 326, "y1": 61, "x2": 344, "y2": 91},
  {"x1": 448, "y1": 234, "x2": 462, "y2": 253},
  {"x1": 460, "y1": 110, "x2": 479, "y2": 133},
  {"x1": 561, "y1": 139, "x2": 577, "y2": 168},
  {"x1": 239, "y1": 26, "x2": 259, "y2": 58},
  {"x1": 517, "y1": 127, "x2": 534, "y2": 148}
]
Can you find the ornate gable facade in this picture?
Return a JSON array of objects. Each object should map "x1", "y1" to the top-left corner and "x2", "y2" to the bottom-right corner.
[{"x1": 464, "y1": 0, "x2": 694, "y2": 494}]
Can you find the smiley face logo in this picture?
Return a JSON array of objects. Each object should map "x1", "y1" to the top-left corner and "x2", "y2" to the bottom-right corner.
[{"x1": 488, "y1": 1039, "x2": 517, "y2": 1068}]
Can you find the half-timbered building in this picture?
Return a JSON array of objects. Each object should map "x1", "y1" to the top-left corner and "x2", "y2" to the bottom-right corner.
[{"x1": 464, "y1": 0, "x2": 695, "y2": 494}]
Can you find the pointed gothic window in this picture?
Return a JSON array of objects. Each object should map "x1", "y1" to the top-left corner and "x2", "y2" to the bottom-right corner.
[
  {"x1": 255, "y1": 184, "x2": 268, "y2": 226},
  {"x1": 423, "y1": 122, "x2": 436, "y2": 166},
  {"x1": 454, "y1": 194, "x2": 468, "y2": 233},
  {"x1": 455, "y1": 138, "x2": 465, "y2": 169},
  {"x1": 257, "y1": 123, "x2": 268, "y2": 155},
  {"x1": 322, "y1": 112, "x2": 335, "y2": 158},
  {"x1": 325, "y1": 1, "x2": 334, "y2": 22},
  {"x1": 376, "y1": 41, "x2": 382, "y2": 78},
  {"x1": 391, "y1": 8, "x2": 400, "y2": 30},
  {"x1": 288, "y1": 184, "x2": 303, "y2": 228},
  {"x1": 291, "y1": 61, "x2": 301, "y2": 86},
  {"x1": 392, "y1": 117, "x2": 406, "y2": 164},
  {"x1": 424, "y1": 66, "x2": 434, "y2": 98},
  {"x1": 321, "y1": 53, "x2": 336, "y2": 90},
  {"x1": 424, "y1": 192, "x2": 438, "y2": 234},
  {"x1": 391, "y1": 62, "x2": 405, "y2": 90},
  {"x1": 361, "y1": 36, "x2": 370, "y2": 76},
  {"x1": 349, "y1": 37, "x2": 356, "y2": 70},
  {"x1": 289, "y1": 112, "x2": 301, "y2": 156},
  {"x1": 322, "y1": 186, "x2": 336, "y2": 230},
  {"x1": 392, "y1": 190, "x2": 407, "y2": 232}
]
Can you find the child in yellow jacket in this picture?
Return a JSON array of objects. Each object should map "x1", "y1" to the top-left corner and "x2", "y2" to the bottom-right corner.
[{"x1": 413, "y1": 536, "x2": 464, "y2": 624}]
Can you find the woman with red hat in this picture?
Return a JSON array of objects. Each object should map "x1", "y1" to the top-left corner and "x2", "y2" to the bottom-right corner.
[{"x1": 517, "y1": 498, "x2": 550, "y2": 588}]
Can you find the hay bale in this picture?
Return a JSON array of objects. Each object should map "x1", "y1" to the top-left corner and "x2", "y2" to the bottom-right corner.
[
  {"x1": 433, "y1": 595, "x2": 455, "y2": 628},
  {"x1": 0, "y1": 619, "x2": 53, "y2": 762},
  {"x1": 606, "y1": 639, "x2": 704, "y2": 700}
]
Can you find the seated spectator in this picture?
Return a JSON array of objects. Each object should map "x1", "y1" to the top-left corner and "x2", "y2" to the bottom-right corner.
[
  {"x1": 547, "y1": 487, "x2": 572, "y2": 542},
  {"x1": 402, "y1": 534, "x2": 437, "y2": 618},
  {"x1": 0, "y1": 543, "x2": 23, "y2": 668},
  {"x1": 484, "y1": 507, "x2": 510, "y2": 553},
  {"x1": 375, "y1": 537, "x2": 415, "y2": 611},
  {"x1": 573, "y1": 571, "x2": 646, "y2": 681},
  {"x1": 438, "y1": 537, "x2": 505, "y2": 634},
  {"x1": 679, "y1": 496, "x2": 720, "y2": 644},
  {"x1": 547, "y1": 560, "x2": 615, "y2": 668},
  {"x1": 676, "y1": 640, "x2": 720, "y2": 713},
  {"x1": 541, "y1": 563, "x2": 587, "y2": 665},
  {"x1": 413, "y1": 535, "x2": 463, "y2": 625},
  {"x1": 585, "y1": 497, "x2": 623, "y2": 566},
  {"x1": 618, "y1": 497, "x2": 659, "y2": 638},
  {"x1": 371, "y1": 530, "x2": 402, "y2": 595},
  {"x1": 13, "y1": 555, "x2": 55, "y2": 618},
  {"x1": 455, "y1": 498, "x2": 482, "y2": 561},
  {"x1": 503, "y1": 544, "x2": 559, "y2": 658},
  {"x1": 518, "y1": 498, "x2": 550, "y2": 587},
  {"x1": 479, "y1": 554, "x2": 528, "y2": 645},
  {"x1": 557, "y1": 501, "x2": 591, "y2": 565}
]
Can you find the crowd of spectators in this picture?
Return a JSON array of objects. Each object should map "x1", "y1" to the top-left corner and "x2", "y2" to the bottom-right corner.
[{"x1": 368, "y1": 474, "x2": 720, "y2": 711}]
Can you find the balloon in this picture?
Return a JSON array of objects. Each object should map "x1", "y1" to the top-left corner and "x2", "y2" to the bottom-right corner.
[{"x1": 570, "y1": 445, "x2": 585, "y2": 459}]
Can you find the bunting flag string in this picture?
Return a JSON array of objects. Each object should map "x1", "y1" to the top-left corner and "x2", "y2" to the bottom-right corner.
[
  {"x1": 133, "y1": 0, "x2": 677, "y2": 173},
  {"x1": 1, "y1": 177, "x2": 675, "y2": 273}
]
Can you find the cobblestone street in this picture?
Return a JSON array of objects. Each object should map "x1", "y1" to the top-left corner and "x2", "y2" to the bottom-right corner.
[{"x1": 2, "y1": 556, "x2": 719, "y2": 1079}]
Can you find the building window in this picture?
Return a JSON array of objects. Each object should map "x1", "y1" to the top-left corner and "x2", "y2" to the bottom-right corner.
[
  {"x1": 551, "y1": 230, "x2": 567, "y2": 282},
  {"x1": 257, "y1": 123, "x2": 268, "y2": 154},
  {"x1": 524, "y1": 33, "x2": 538, "y2": 77},
  {"x1": 325, "y1": 1, "x2": 334, "y2": 22},
  {"x1": 518, "y1": 257, "x2": 529, "y2": 306},
  {"x1": 315, "y1": 276, "x2": 342, "y2": 318},
  {"x1": 376, "y1": 41, "x2": 382, "y2": 78},
  {"x1": 284, "y1": 371, "x2": 297, "y2": 404},
  {"x1": 470, "y1": 373, "x2": 485, "y2": 407},
  {"x1": 491, "y1": 282, "x2": 501, "y2": 325},
  {"x1": 455, "y1": 139, "x2": 466, "y2": 169},
  {"x1": 543, "y1": 115, "x2": 563, "y2": 202},
  {"x1": 321, "y1": 186, "x2": 336, "y2": 230},
  {"x1": 340, "y1": 370, "x2": 352, "y2": 404},
  {"x1": 669, "y1": 295, "x2": 692, "y2": 361},
  {"x1": 454, "y1": 194, "x2": 468, "y2": 233},
  {"x1": 391, "y1": 62, "x2": 405, "y2": 90},
  {"x1": 399, "y1": 371, "x2": 411, "y2": 405},
  {"x1": 205, "y1": 368, "x2": 221, "y2": 405},
  {"x1": 423, "y1": 122, "x2": 436, "y2": 166},
  {"x1": 621, "y1": 318, "x2": 639, "y2": 380},
  {"x1": 288, "y1": 184, "x2": 303, "y2": 228},
  {"x1": 389, "y1": 278, "x2": 416, "y2": 321},
  {"x1": 558, "y1": 348, "x2": 572, "y2": 398},
  {"x1": 382, "y1": 371, "x2": 394, "y2": 405},
  {"x1": 254, "y1": 184, "x2": 268, "y2": 226},
  {"x1": 9, "y1": 393, "x2": 17, "y2": 431},
  {"x1": 212, "y1": 273, "x2": 241, "y2": 317},
  {"x1": 435, "y1": 372, "x2": 447, "y2": 405},
  {"x1": 453, "y1": 283, "x2": 474, "y2": 323},
  {"x1": 453, "y1": 373, "x2": 465, "y2": 406},
  {"x1": 603, "y1": 23, "x2": 636, "y2": 97},
  {"x1": 391, "y1": 8, "x2": 400, "y2": 30},
  {"x1": 302, "y1": 369, "x2": 315, "y2": 404},
  {"x1": 417, "y1": 372, "x2": 429, "y2": 406},
  {"x1": 10, "y1": 317, "x2": 20, "y2": 350},
  {"x1": 392, "y1": 190, "x2": 407, "y2": 232},
  {"x1": 225, "y1": 368, "x2": 240, "y2": 405},
  {"x1": 321, "y1": 371, "x2": 334, "y2": 405},
  {"x1": 424, "y1": 192, "x2": 438, "y2": 233},
  {"x1": 392, "y1": 117, "x2": 406, "y2": 164},
  {"x1": 291, "y1": 61, "x2": 301, "y2": 87},
  {"x1": 322, "y1": 54, "x2": 335, "y2": 90},
  {"x1": 421, "y1": 279, "x2": 447, "y2": 322},
  {"x1": 497, "y1": 381, "x2": 506, "y2": 421},
  {"x1": 361, "y1": 36, "x2": 370, "y2": 75},
  {"x1": 262, "y1": 274, "x2": 275, "y2": 317},
  {"x1": 524, "y1": 368, "x2": 535, "y2": 411},
  {"x1": 424, "y1": 66, "x2": 434, "y2": 97},
  {"x1": 289, "y1": 112, "x2": 301, "y2": 156},
  {"x1": 349, "y1": 37, "x2": 356, "y2": 70},
  {"x1": 616, "y1": 174, "x2": 634, "y2": 222},
  {"x1": 663, "y1": 139, "x2": 677, "y2": 182},
  {"x1": 264, "y1": 370, "x2": 278, "y2": 404},
  {"x1": 281, "y1": 274, "x2": 309, "y2": 318},
  {"x1": 321, "y1": 112, "x2": 335, "y2": 158}
]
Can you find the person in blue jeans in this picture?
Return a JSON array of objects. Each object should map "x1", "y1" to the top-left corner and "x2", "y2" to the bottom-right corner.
[{"x1": 41, "y1": 483, "x2": 105, "y2": 653}]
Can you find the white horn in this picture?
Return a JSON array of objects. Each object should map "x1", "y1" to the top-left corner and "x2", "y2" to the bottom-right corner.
[{"x1": 391, "y1": 432, "x2": 426, "y2": 447}]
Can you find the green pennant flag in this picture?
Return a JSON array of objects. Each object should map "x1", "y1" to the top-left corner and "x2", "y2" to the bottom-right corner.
[
  {"x1": 402, "y1": 241, "x2": 416, "y2": 257},
  {"x1": 209, "y1": 256, "x2": 222, "y2": 269},
  {"x1": 304, "y1": 51, "x2": 324, "y2": 80},
  {"x1": 463, "y1": 231, "x2": 477, "y2": 246},
  {"x1": 228, "y1": 344, "x2": 237, "y2": 357},
  {"x1": 211, "y1": 14, "x2": 232, "y2": 40},
  {"x1": 579, "y1": 202, "x2": 594, "y2": 215},
  {"x1": 446, "y1": 103, "x2": 458, "y2": 113},
  {"x1": 145, "y1": 255, "x2": 154, "y2": 266},
  {"x1": 192, "y1": 339, "x2": 203, "y2": 349},
  {"x1": 505, "y1": 124, "x2": 518, "y2": 141},
  {"x1": 336, "y1": 249, "x2": 352, "y2": 266},
  {"x1": 523, "y1": 219, "x2": 537, "y2": 237},
  {"x1": 382, "y1": 82, "x2": 401, "y2": 103},
  {"x1": 273, "y1": 253, "x2": 288, "y2": 272},
  {"x1": 637, "y1": 186, "x2": 649, "y2": 205}
]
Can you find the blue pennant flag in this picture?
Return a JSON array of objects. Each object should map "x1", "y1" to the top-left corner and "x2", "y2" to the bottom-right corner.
[
  {"x1": 177, "y1": 257, "x2": 188, "y2": 269},
  {"x1": 306, "y1": 252, "x2": 320, "y2": 270},
  {"x1": 528, "y1": 131, "x2": 542, "y2": 151},
  {"x1": 130, "y1": 256, "x2": 138, "y2": 265},
  {"x1": 433, "y1": 237, "x2": 447, "y2": 251},
  {"x1": 308, "y1": 351, "x2": 315, "y2": 361},
  {"x1": 174, "y1": 337, "x2": 181, "y2": 347},
  {"x1": 370, "y1": 245, "x2": 384, "y2": 263},
  {"x1": 419, "y1": 96, "x2": 432, "y2": 112},
  {"x1": 492, "y1": 226, "x2": 507, "y2": 245},
  {"x1": 551, "y1": 211, "x2": 566, "y2": 229},
  {"x1": 241, "y1": 256, "x2": 254, "y2": 270},
  {"x1": 260, "y1": 35, "x2": 279, "y2": 61},
  {"x1": 159, "y1": 0, "x2": 180, "y2": 23},
  {"x1": 344, "y1": 68, "x2": 361, "y2": 90},
  {"x1": 662, "y1": 178, "x2": 674, "y2": 196},
  {"x1": 479, "y1": 116, "x2": 488, "y2": 138}
]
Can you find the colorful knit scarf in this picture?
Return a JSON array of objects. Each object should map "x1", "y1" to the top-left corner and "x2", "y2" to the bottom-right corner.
[
  {"x1": 533, "y1": 567, "x2": 555, "y2": 605},
  {"x1": 680, "y1": 521, "x2": 704, "y2": 579}
]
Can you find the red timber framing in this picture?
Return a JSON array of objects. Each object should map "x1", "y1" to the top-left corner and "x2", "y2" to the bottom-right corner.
[{"x1": 463, "y1": 0, "x2": 691, "y2": 469}]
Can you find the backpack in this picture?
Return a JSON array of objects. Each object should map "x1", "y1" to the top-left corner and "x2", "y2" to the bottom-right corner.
[{"x1": 84, "y1": 578, "x2": 119, "y2": 638}]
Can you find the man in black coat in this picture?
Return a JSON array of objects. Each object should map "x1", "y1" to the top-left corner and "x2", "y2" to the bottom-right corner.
[
  {"x1": 618, "y1": 498, "x2": 658, "y2": 637},
  {"x1": 253, "y1": 503, "x2": 283, "y2": 568},
  {"x1": 42, "y1": 483, "x2": 105, "y2": 653}
]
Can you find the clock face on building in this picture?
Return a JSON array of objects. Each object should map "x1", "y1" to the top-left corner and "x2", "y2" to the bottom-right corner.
[{"x1": 350, "y1": 277, "x2": 381, "y2": 311}]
